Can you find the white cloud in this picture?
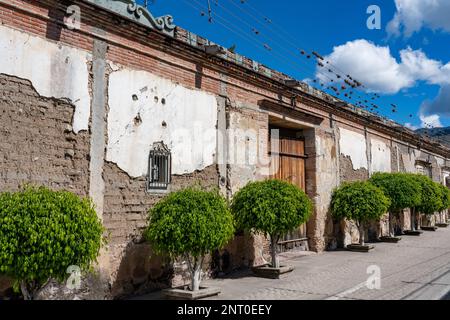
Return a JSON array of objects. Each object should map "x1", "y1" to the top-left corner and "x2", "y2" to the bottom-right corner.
[
  {"x1": 420, "y1": 113, "x2": 443, "y2": 128},
  {"x1": 317, "y1": 40, "x2": 411, "y2": 94},
  {"x1": 404, "y1": 122, "x2": 418, "y2": 130},
  {"x1": 317, "y1": 40, "x2": 450, "y2": 95},
  {"x1": 400, "y1": 48, "x2": 450, "y2": 85},
  {"x1": 387, "y1": 0, "x2": 450, "y2": 37},
  {"x1": 421, "y1": 85, "x2": 450, "y2": 117}
]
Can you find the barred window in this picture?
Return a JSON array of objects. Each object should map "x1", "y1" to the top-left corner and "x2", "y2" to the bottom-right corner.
[{"x1": 147, "y1": 142, "x2": 171, "y2": 191}]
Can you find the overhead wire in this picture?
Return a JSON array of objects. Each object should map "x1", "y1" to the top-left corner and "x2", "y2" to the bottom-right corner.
[
  {"x1": 225, "y1": 0, "x2": 399, "y2": 115},
  {"x1": 174, "y1": 0, "x2": 419, "y2": 126},
  {"x1": 186, "y1": 0, "x2": 385, "y2": 116},
  {"x1": 147, "y1": 0, "x2": 442, "y2": 142},
  {"x1": 181, "y1": 0, "x2": 340, "y2": 94}
]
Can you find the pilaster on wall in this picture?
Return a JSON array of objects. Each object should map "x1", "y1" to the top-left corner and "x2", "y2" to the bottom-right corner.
[
  {"x1": 331, "y1": 114, "x2": 341, "y2": 186},
  {"x1": 89, "y1": 39, "x2": 108, "y2": 221},
  {"x1": 216, "y1": 96, "x2": 228, "y2": 198},
  {"x1": 305, "y1": 127, "x2": 339, "y2": 252},
  {"x1": 364, "y1": 127, "x2": 372, "y2": 177},
  {"x1": 88, "y1": 39, "x2": 110, "y2": 286}
]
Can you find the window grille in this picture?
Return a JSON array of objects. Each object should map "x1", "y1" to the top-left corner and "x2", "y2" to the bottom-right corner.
[{"x1": 147, "y1": 142, "x2": 171, "y2": 191}]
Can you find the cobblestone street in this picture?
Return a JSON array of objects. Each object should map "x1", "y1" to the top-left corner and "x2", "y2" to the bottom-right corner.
[
  {"x1": 201, "y1": 227, "x2": 450, "y2": 300},
  {"x1": 137, "y1": 227, "x2": 450, "y2": 300}
]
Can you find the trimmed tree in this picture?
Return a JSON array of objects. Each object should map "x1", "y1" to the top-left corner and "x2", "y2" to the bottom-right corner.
[
  {"x1": 0, "y1": 186, "x2": 104, "y2": 300},
  {"x1": 331, "y1": 181, "x2": 390, "y2": 246},
  {"x1": 408, "y1": 174, "x2": 442, "y2": 228},
  {"x1": 369, "y1": 173, "x2": 422, "y2": 236},
  {"x1": 436, "y1": 183, "x2": 450, "y2": 224},
  {"x1": 230, "y1": 179, "x2": 313, "y2": 269},
  {"x1": 145, "y1": 188, "x2": 234, "y2": 292}
]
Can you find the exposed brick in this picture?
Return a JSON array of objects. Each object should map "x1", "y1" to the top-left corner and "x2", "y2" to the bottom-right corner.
[{"x1": 0, "y1": 74, "x2": 90, "y2": 196}]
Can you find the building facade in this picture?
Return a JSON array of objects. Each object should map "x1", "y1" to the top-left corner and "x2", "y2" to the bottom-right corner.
[{"x1": 1, "y1": 0, "x2": 450, "y2": 299}]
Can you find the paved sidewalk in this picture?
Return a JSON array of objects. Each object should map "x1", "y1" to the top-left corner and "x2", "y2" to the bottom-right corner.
[{"x1": 137, "y1": 227, "x2": 450, "y2": 300}]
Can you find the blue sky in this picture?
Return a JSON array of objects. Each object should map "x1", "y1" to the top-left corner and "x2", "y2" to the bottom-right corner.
[{"x1": 141, "y1": 0, "x2": 450, "y2": 129}]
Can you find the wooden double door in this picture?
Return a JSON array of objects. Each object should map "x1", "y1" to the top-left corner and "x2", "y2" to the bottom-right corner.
[{"x1": 269, "y1": 127, "x2": 308, "y2": 252}]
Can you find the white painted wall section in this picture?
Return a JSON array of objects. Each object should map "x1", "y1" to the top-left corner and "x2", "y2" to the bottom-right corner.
[
  {"x1": 402, "y1": 153, "x2": 415, "y2": 173},
  {"x1": 0, "y1": 25, "x2": 91, "y2": 133},
  {"x1": 339, "y1": 127, "x2": 368, "y2": 170},
  {"x1": 107, "y1": 68, "x2": 218, "y2": 177},
  {"x1": 370, "y1": 139, "x2": 391, "y2": 173}
]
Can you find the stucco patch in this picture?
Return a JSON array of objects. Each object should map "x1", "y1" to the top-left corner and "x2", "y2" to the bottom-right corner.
[
  {"x1": 371, "y1": 138, "x2": 391, "y2": 173},
  {"x1": 106, "y1": 68, "x2": 217, "y2": 177},
  {"x1": 0, "y1": 25, "x2": 91, "y2": 133},
  {"x1": 338, "y1": 127, "x2": 368, "y2": 170}
]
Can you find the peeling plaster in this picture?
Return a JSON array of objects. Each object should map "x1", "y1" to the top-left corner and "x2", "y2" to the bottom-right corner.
[
  {"x1": 0, "y1": 25, "x2": 91, "y2": 133},
  {"x1": 436, "y1": 157, "x2": 445, "y2": 166},
  {"x1": 402, "y1": 153, "x2": 416, "y2": 173},
  {"x1": 338, "y1": 127, "x2": 368, "y2": 170},
  {"x1": 106, "y1": 68, "x2": 217, "y2": 177},
  {"x1": 370, "y1": 138, "x2": 391, "y2": 173}
]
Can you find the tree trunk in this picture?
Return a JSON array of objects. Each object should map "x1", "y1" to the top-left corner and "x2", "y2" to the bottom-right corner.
[
  {"x1": 190, "y1": 256, "x2": 203, "y2": 292},
  {"x1": 388, "y1": 211, "x2": 394, "y2": 237},
  {"x1": 20, "y1": 280, "x2": 45, "y2": 300},
  {"x1": 411, "y1": 208, "x2": 416, "y2": 231},
  {"x1": 358, "y1": 222, "x2": 365, "y2": 246},
  {"x1": 20, "y1": 281, "x2": 33, "y2": 300},
  {"x1": 270, "y1": 235, "x2": 280, "y2": 268}
]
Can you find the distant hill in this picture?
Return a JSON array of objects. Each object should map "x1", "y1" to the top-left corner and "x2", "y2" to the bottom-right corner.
[{"x1": 416, "y1": 127, "x2": 450, "y2": 147}]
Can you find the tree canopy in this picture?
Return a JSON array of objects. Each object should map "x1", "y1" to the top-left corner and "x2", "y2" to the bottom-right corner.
[
  {"x1": 145, "y1": 188, "x2": 235, "y2": 258},
  {"x1": 0, "y1": 186, "x2": 104, "y2": 298},
  {"x1": 407, "y1": 174, "x2": 442, "y2": 215},
  {"x1": 230, "y1": 179, "x2": 313, "y2": 238},
  {"x1": 331, "y1": 181, "x2": 390, "y2": 223},
  {"x1": 369, "y1": 172, "x2": 422, "y2": 211}
]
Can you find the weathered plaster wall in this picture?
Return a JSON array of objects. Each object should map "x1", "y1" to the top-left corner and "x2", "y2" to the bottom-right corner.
[
  {"x1": 308, "y1": 128, "x2": 339, "y2": 251},
  {"x1": 2, "y1": 0, "x2": 450, "y2": 300},
  {"x1": 226, "y1": 104, "x2": 271, "y2": 267},
  {"x1": 103, "y1": 162, "x2": 219, "y2": 298},
  {"x1": 338, "y1": 127, "x2": 368, "y2": 170},
  {"x1": 227, "y1": 104, "x2": 269, "y2": 195},
  {"x1": 339, "y1": 155, "x2": 370, "y2": 182},
  {"x1": 106, "y1": 68, "x2": 218, "y2": 177},
  {"x1": 370, "y1": 138, "x2": 391, "y2": 174},
  {"x1": 0, "y1": 74, "x2": 90, "y2": 195},
  {"x1": 0, "y1": 25, "x2": 91, "y2": 133},
  {"x1": 0, "y1": 74, "x2": 96, "y2": 299},
  {"x1": 391, "y1": 144, "x2": 401, "y2": 172},
  {"x1": 103, "y1": 66, "x2": 222, "y2": 297}
]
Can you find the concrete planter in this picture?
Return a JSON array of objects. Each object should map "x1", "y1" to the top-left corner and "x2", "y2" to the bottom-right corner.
[
  {"x1": 420, "y1": 226, "x2": 438, "y2": 231},
  {"x1": 346, "y1": 244, "x2": 375, "y2": 253},
  {"x1": 163, "y1": 286, "x2": 221, "y2": 300},
  {"x1": 436, "y1": 223, "x2": 449, "y2": 228},
  {"x1": 403, "y1": 230, "x2": 423, "y2": 236},
  {"x1": 379, "y1": 236, "x2": 402, "y2": 243},
  {"x1": 251, "y1": 264, "x2": 294, "y2": 279}
]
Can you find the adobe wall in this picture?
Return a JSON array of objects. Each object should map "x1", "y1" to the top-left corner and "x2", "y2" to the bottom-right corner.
[{"x1": 1, "y1": 0, "x2": 450, "y2": 300}]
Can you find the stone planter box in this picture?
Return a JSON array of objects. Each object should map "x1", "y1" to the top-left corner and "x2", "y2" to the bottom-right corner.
[
  {"x1": 379, "y1": 236, "x2": 402, "y2": 243},
  {"x1": 251, "y1": 264, "x2": 294, "y2": 279},
  {"x1": 436, "y1": 223, "x2": 449, "y2": 228},
  {"x1": 420, "y1": 226, "x2": 438, "y2": 231},
  {"x1": 346, "y1": 244, "x2": 375, "y2": 253},
  {"x1": 163, "y1": 287, "x2": 221, "y2": 300},
  {"x1": 403, "y1": 230, "x2": 422, "y2": 236}
]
